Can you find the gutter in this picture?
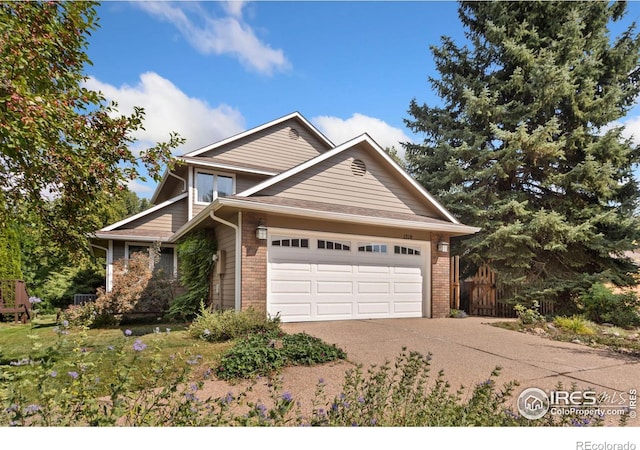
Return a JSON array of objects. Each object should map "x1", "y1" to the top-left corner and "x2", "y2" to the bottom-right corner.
[{"x1": 209, "y1": 210, "x2": 242, "y2": 311}]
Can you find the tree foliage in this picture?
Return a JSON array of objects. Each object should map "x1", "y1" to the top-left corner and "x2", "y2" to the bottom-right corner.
[
  {"x1": 0, "y1": 1, "x2": 183, "y2": 251},
  {"x1": 405, "y1": 1, "x2": 640, "y2": 304},
  {"x1": 20, "y1": 187, "x2": 152, "y2": 305},
  {"x1": 169, "y1": 229, "x2": 217, "y2": 320},
  {"x1": 0, "y1": 224, "x2": 22, "y2": 280}
]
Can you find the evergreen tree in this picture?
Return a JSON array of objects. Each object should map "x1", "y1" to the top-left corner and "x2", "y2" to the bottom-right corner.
[
  {"x1": 0, "y1": 224, "x2": 23, "y2": 280},
  {"x1": 404, "y1": 1, "x2": 640, "y2": 305}
]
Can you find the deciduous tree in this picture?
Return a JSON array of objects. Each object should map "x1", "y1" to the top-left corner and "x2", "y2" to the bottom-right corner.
[{"x1": 0, "y1": 1, "x2": 182, "y2": 251}]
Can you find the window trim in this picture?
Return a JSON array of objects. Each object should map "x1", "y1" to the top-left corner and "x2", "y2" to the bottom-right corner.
[
  {"x1": 193, "y1": 169, "x2": 235, "y2": 205},
  {"x1": 124, "y1": 242, "x2": 178, "y2": 277}
]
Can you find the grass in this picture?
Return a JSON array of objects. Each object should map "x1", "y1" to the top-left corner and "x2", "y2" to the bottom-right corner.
[{"x1": 0, "y1": 316, "x2": 233, "y2": 390}]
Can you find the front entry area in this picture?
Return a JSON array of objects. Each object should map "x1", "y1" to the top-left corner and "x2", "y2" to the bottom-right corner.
[{"x1": 266, "y1": 230, "x2": 429, "y2": 322}]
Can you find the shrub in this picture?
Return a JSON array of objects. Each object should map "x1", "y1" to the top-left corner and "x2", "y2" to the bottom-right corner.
[
  {"x1": 514, "y1": 301, "x2": 545, "y2": 325},
  {"x1": 59, "y1": 302, "x2": 98, "y2": 328},
  {"x1": 188, "y1": 306, "x2": 280, "y2": 342},
  {"x1": 88, "y1": 248, "x2": 176, "y2": 326},
  {"x1": 215, "y1": 331, "x2": 347, "y2": 380},
  {"x1": 580, "y1": 283, "x2": 640, "y2": 329},
  {"x1": 552, "y1": 315, "x2": 596, "y2": 335},
  {"x1": 449, "y1": 309, "x2": 468, "y2": 318},
  {"x1": 93, "y1": 251, "x2": 154, "y2": 325},
  {"x1": 215, "y1": 333, "x2": 284, "y2": 380},
  {"x1": 281, "y1": 333, "x2": 347, "y2": 366}
]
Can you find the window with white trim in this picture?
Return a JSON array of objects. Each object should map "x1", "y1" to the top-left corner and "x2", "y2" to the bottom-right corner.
[
  {"x1": 195, "y1": 171, "x2": 234, "y2": 204},
  {"x1": 271, "y1": 237, "x2": 309, "y2": 248},
  {"x1": 317, "y1": 239, "x2": 351, "y2": 251},
  {"x1": 394, "y1": 245, "x2": 421, "y2": 256},
  {"x1": 125, "y1": 244, "x2": 176, "y2": 276},
  {"x1": 357, "y1": 243, "x2": 388, "y2": 253}
]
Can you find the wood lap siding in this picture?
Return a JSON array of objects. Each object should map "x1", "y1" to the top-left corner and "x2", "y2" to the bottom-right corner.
[
  {"x1": 236, "y1": 173, "x2": 270, "y2": 193},
  {"x1": 258, "y1": 145, "x2": 440, "y2": 217},
  {"x1": 121, "y1": 198, "x2": 188, "y2": 233},
  {"x1": 198, "y1": 120, "x2": 329, "y2": 171},
  {"x1": 211, "y1": 225, "x2": 235, "y2": 310}
]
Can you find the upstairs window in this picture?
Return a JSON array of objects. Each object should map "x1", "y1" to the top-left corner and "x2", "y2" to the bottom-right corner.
[{"x1": 195, "y1": 172, "x2": 234, "y2": 203}]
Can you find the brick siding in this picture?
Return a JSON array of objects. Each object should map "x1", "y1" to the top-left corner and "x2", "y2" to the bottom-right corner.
[
  {"x1": 431, "y1": 237, "x2": 450, "y2": 318},
  {"x1": 240, "y1": 213, "x2": 268, "y2": 313}
]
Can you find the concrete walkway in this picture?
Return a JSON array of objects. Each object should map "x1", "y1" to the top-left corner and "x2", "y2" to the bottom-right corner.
[{"x1": 281, "y1": 317, "x2": 640, "y2": 425}]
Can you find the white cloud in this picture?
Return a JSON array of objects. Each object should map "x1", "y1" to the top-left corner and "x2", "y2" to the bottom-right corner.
[
  {"x1": 312, "y1": 113, "x2": 413, "y2": 160},
  {"x1": 619, "y1": 115, "x2": 640, "y2": 146},
  {"x1": 127, "y1": 179, "x2": 156, "y2": 197},
  {"x1": 84, "y1": 72, "x2": 245, "y2": 153},
  {"x1": 137, "y1": 1, "x2": 290, "y2": 76},
  {"x1": 83, "y1": 72, "x2": 246, "y2": 197}
]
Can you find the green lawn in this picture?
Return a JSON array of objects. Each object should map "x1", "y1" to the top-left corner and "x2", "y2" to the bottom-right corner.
[{"x1": 0, "y1": 316, "x2": 232, "y2": 392}]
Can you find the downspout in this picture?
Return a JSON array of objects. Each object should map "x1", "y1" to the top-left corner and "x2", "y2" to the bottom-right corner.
[
  {"x1": 209, "y1": 210, "x2": 242, "y2": 312},
  {"x1": 90, "y1": 242, "x2": 113, "y2": 292}
]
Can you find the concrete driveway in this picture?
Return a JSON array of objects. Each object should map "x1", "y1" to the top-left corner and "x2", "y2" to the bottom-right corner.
[{"x1": 281, "y1": 317, "x2": 640, "y2": 424}]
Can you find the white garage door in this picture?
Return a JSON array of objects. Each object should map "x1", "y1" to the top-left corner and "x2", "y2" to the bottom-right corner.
[{"x1": 267, "y1": 231, "x2": 428, "y2": 322}]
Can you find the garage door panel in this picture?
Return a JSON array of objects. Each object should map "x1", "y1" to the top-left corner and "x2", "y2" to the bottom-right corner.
[
  {"x1": 357, "y1": 281, "x2": 390, "y2": 294},
  {"x1": 317, "y1": 281, "x2": 353, "y2": 294},
  {"x1": 270, "y1": 302, "x2": 312, "y2": 318},
  {"x1": 271, "y1": 280, "x2": 312, "y2": 294},
  {"x1": 393, "y1": 266, "x2": 422, "y2": 275},
  {"x1": 357, "y1": 302, "x2": 390, "y2": 315},
  {"x1": 357, "y1": 265, "x2": 391, "y2": 274},
  {"x1": 394, "y1": 281, "x2": 422, "y2": 294},
  {"x1": 271, "y1": 262, "x2": 312, "y2": 272},
  {"x1": 317, "y1": 264, "x2": 353, "y2": 273},
  {"x1": 316, "y1": 303, "x2": 353, "y2": 317},
  {"x1": 393, "y1": 301, "x2": 422, "y2": 313}
]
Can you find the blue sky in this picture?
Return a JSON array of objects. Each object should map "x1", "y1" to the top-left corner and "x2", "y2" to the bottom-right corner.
[{"x1": 85, "y1": 1, "x2": 640, "y2": 198}]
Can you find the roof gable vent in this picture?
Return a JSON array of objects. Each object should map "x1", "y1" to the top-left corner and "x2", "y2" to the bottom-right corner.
[
  {"x1": 351, "y1": 159, "x2": 367, "y2": 177},
  {"x1": 288, "y1": 127, "x2": 300, "y2": 140}
]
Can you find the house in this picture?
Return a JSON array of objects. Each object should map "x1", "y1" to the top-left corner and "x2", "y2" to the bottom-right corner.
[{"x1": 91, "y1": 112, "x2": 479, "y2": 322}]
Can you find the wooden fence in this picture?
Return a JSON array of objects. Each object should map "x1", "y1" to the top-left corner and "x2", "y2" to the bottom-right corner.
[{"x1": 452, "y1": 261, "x2": 554, "y2": 318}]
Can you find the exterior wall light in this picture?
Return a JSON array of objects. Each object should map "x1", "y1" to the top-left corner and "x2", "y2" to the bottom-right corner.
[
  {"x1": 437, "y1": 240, "x2": 449, "y2": 253},
  {"x1": 256, "y1": 219, "x2": 268, "y2": 240}
]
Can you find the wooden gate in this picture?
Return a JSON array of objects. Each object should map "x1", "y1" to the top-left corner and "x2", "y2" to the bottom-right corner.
[
  {"x1": 458, "y1": 265, "x2": 553, "y2": 317},
  {"x1": 467, "y1": 264, "x2": 498, "y2": 316},
  {"x1": 450, "y1": 256, "x2": 461, "y2": 310}
]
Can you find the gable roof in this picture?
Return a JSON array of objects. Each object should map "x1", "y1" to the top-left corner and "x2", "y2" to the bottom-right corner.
[
  {"x1": 100, "y1": 192, "x2": 188, "y2": 231},
  {"x1": 183, "y1": 112, "x2": 334, "y2": 158},
  {"x1": 237, "y1": 133, "x2": 461, "y2": 224}
]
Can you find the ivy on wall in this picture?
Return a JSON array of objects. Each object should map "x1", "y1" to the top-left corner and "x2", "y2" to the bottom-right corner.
[{"x1": 169, "y1": 229, "x2": 217, "y2": 320}]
